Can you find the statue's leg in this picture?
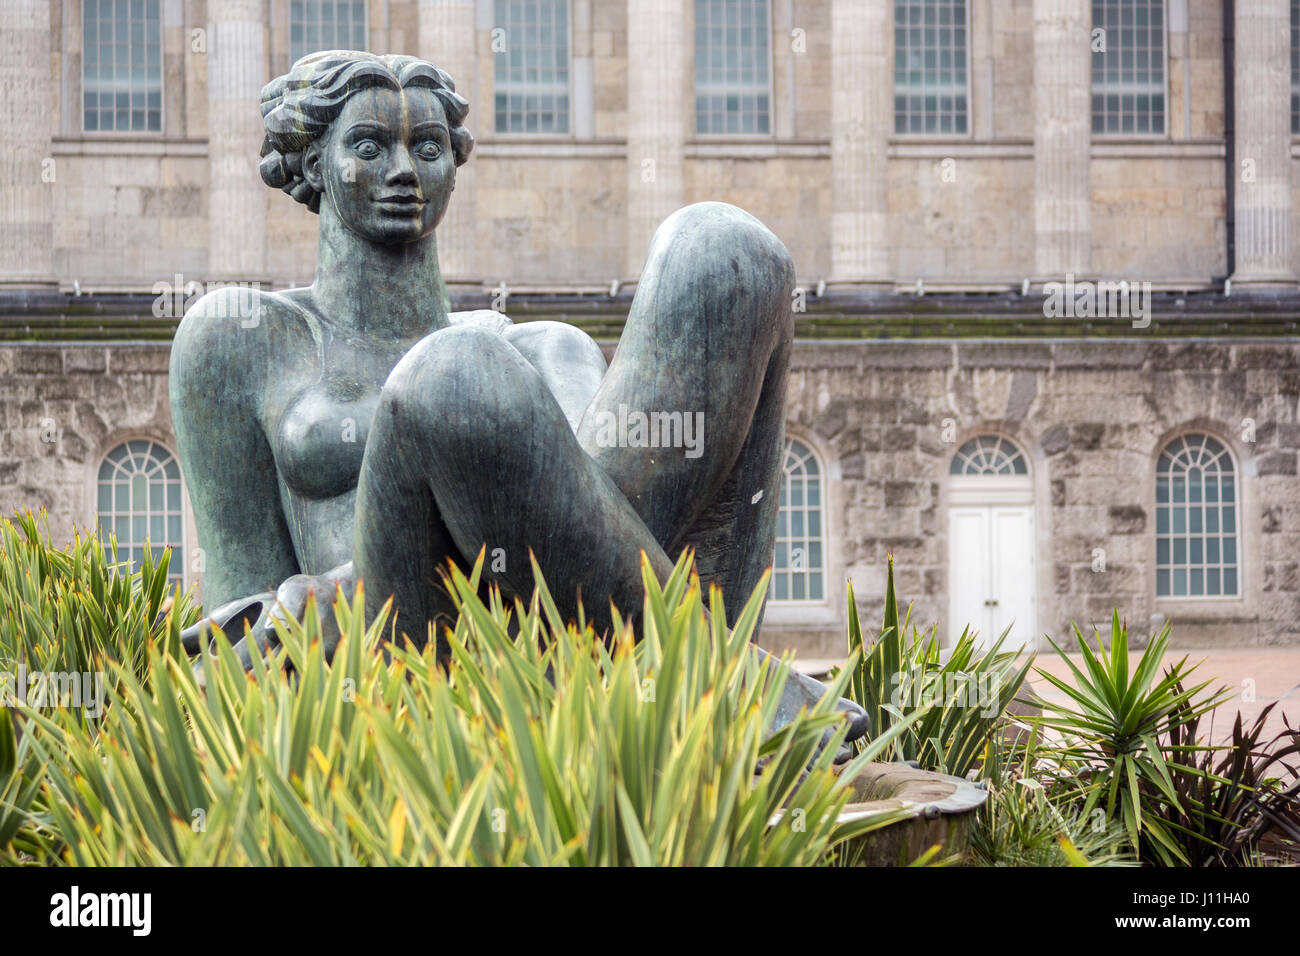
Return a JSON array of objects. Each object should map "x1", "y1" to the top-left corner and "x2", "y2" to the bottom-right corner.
[
  {"x1": 579, "y1": 203, "x2": 869, "y2": 747},
  {"x1": 576, "y1": 202, "x2": 794, "y2": 622},
  {"x1": 351, "y1": 323, "x2": 677, "y2": 656}
]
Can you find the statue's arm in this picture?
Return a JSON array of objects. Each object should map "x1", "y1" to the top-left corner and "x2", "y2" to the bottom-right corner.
[{"x1": 169, "y1": 289, "x2": 300, "y2": 610}]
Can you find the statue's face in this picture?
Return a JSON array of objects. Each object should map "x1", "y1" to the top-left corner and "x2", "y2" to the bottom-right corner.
[{"x1": 307, "y1": 85, "x2": 455, "y2": 245}]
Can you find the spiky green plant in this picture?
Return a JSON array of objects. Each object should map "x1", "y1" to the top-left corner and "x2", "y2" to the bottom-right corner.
[
  {"x1": 0, "y1": 510, "x2": 199, "y2": 685},
  {"x1": 844, "y1": 555, "x2": 1033, "y2": 776},
  {"x1": 1036, "y1": 612, "x2": 1230, "y2": 865},
  {"x1": 969, "y1": 714, "x2": 1133, "y2": 867},
  {"x1": 1, "y1": 531, "x2": 920, "y2": 866}
]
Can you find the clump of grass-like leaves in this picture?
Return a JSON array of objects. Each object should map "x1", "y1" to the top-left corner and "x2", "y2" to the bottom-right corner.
[
  {"x1": 0, "y1": 517, "x2": 914, "y2": 866},
  {"x1": 843, "y1": 555, "x2": 1032, "y2": 777}
]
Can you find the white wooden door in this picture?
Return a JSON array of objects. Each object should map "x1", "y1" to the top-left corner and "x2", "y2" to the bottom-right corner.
[{"x1": 948, "y1": 505, "x2": 1036, "y2": 651}]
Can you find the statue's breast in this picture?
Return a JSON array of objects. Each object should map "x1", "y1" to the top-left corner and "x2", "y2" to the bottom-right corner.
[{"x1": 275, "y1": 378, "x2": 378, "y2": 500}]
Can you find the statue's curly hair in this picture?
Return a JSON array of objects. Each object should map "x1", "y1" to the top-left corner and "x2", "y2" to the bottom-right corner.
[{"x1": 259, "y1": 50, "x2": 474, "y2": 214}]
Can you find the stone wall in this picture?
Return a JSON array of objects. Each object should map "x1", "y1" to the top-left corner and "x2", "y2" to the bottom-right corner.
[
  {"x1": 0, "y1": 344, "x2": 177, "y2": 541},
  {"x1": 3, "y1": 337, "x2": 1298, "y2": 655},
  {"x1": 766, "y1": 339, "x2": 1300, "y2": 656}
]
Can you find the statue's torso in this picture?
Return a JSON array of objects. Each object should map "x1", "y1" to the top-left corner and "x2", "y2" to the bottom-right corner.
[{"x1": 257, "y1": 290, "x2": 427, "y2": 573}]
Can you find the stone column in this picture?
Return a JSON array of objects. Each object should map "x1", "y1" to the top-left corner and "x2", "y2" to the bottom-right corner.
[
  {"x1": 207, "y1": 0, "x2": 267, "y2": 281},
  {"x1": 625, "y1": 0, "x2": 686, "y2": 279},
  {"x1": 829, "y1": 0, "x2": 890, "y2": 285},
  {"x1": 420, "y1": 0, "x2": 478, "y2": 282},
  {"x1": 0, "y1": 0, "x2": 54, "y2": 284},
  {"x1": 1032, "y1": 0, "x2": 1091, "y2": 278},
  {"x1": 1231, "y1": 0, "x2": 1296, "y2": 288}
]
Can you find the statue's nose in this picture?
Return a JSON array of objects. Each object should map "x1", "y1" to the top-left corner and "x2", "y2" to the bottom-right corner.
[{"x1": 386, "y1": 147, "x2": 418, "y2": 185}]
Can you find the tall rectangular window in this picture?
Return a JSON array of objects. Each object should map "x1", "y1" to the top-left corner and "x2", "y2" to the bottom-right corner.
[
  {"x1": 290, "y1": 0, "x2": 368, "y2": 65},
  {"x1": 894, "y1": 0, "x2": 969, "y2": 135},
  {"x1": 694, "y1": 0, "x2": 772, "y2": 135},
  {"x1": 494, "y1": 0, "x2": 570, "y2": 134},
  {"x1": 1091, "y1": 0, "x2": 1165, "y2": 135},
  {"x1": 1292, "y1": 0, "x2": 1299, "y2": 133},
  {"x1": 82, "y1": 0, "x2": 163, "y2": 132}
]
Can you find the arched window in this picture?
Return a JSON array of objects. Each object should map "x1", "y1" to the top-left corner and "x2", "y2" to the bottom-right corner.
[
  {"x1": 771, "y1": 438, "x2": 824, "y2": 602},
  {"x1": 949, "y1": 435, "x2": 1028, "y2": 476},
  {"x1": 1156, "y1": 434, "x2": 1238, "y2": 598},
  {"x1": 96, "y1": 440, "x2": 185, "y2": 586}
]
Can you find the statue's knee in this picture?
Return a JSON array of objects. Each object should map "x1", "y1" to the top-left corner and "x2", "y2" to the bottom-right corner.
[
  {"x1": 645, "y1": 203, "x2": 795, "y2": 327},
  {"x1": 384, "y1": 325, "x2": 503, "y2": 406},
  {"x1": 381, "y1": 325, "x2": 543, "y2": 451},
  {"x1": 658, "y1": 202, "x2": 794, "y2": 282}
]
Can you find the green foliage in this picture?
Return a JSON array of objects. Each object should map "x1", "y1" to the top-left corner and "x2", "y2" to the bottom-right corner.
[
  {"x1": 1036, "y1": 612, "x2": 1230, "y2": 864},
  {"x1": 1161, "y1": 687, "x2": 1300, "y2": 866},
  {"x1": 0, "y1": 525, "x2": 917, "y2": 866},
  {"x1": 0, "y1": 511, "x2": 204, "y2": 859},
  {"x1": 0, "y1": 511, "x2": 199, "y2": 682},
  {"x1": 969, "y1": 721, "x2": 1133, "y2": 867},
  {"x1": 844, "y1": 554, "x2": 1032, "y2": 776}
]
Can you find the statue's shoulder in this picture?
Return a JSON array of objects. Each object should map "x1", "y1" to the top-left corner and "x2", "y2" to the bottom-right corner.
[
  {"x1": 448, "y1": 309, "x2": 513, "y2": 334},
  {"x1": 175, "y1": 285, "x2": 312, "y2": 345}
]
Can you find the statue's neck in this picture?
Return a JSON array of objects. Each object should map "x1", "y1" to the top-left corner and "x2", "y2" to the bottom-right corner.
[{"x1": 310, "y1": 208, "x2": 449, "y2": 341}]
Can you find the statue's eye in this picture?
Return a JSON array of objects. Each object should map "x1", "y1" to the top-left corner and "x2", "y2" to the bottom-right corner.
[
  {"x1": 354, "y1": 140, "x2": 380, "y2": 160},
  {"x1": 417, "y1": 140, "x2": 442, "y2": 161}
]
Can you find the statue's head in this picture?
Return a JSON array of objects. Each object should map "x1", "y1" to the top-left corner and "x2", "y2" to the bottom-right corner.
[{"x1": 259, "y1": 51, "x2": 474, "y2": 245}]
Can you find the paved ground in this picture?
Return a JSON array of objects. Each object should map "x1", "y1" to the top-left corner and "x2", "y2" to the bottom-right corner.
[{"x1": 795, "y1": 648, "x2": 1300, "y2": 752}]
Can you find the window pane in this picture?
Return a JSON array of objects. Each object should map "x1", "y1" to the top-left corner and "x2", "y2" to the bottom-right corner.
[
  {"x1": 95, "y1": 441, "x2": 185, "y2": 584},
  {"x1": 290, "y1": 0, "x2": 369, "y2": 63},
  {"x1": 770, "y1": 438, "x2": 827, "y2": 604},
  {"x1": 83, "y1": 0, "x2": 163, "y2": 133},
  {"x1": 1155, "y1": 433, "x2": 1237, "y2": 600},
  {"x1": 1092, "y1": 0, "x2": 1166, "y2": 134},
  {"x1": 894, "y1": 0, "x2": 969, "y2": 136},
  {"x1": 494, "y1": 0, "x2": 571, "y2": 133},
  {"x1": 695, "y1": 0, "x2": 772, "y2": 134}
]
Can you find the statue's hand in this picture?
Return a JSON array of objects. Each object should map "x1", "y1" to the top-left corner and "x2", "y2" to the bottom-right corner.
[{"x1": 186, "y1": 562, "x2": 356, "y2": 679}]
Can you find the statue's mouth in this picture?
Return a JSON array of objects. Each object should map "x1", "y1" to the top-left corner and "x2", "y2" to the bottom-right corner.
[{"x1": 374, "y1": 194, "x2": 425, "y2": 211}]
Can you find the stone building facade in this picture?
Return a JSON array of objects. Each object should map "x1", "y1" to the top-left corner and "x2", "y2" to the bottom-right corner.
[{"x1": 2, "y1": 0, "x2": 1299, "y2": 654}]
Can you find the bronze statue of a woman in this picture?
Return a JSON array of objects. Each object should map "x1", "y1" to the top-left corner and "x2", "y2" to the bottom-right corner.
[{"x1": 171, "y1": 50, "x2": 867, "y2": 747}]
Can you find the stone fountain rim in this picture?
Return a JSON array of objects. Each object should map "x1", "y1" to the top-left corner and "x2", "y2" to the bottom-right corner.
[{"x1": 834, "y1": 761, "x2": 989, "y2": 823}]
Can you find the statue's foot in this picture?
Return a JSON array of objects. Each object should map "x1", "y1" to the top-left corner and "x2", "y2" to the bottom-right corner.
[
  {"x1": 755, "y1": 647, "x2": 870, "y2": 764},
  {"x1": 180, "y1": 592, "x2": 276, "y2": 655},
  {"x1": 184, "y1": 562, "x2": 356, "y2": 686}
]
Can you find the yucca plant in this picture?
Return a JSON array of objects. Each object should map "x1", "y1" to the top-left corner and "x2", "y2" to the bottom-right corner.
[
  {"x1": 969, "y1": 714, "x2": 1133, "y2": 867},
  {"x1": 1036, "y1": 612, "x2": 1230, "y2": 864},
  {"x1": 2, "y1": 540, "x2": 920, "y2": 866},
  {"x1": 843, "y1": 555, "x2": 1033, "y2": 777}
]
